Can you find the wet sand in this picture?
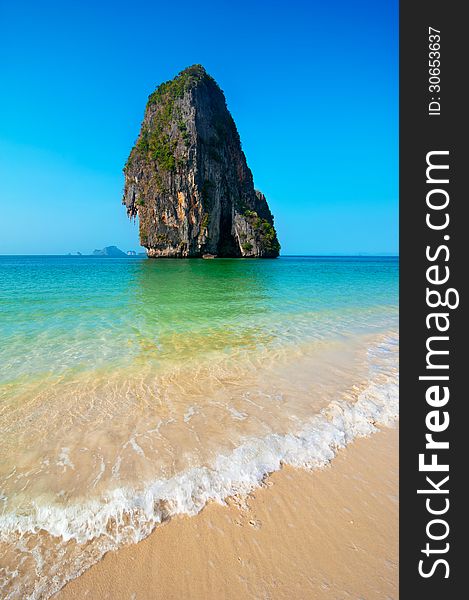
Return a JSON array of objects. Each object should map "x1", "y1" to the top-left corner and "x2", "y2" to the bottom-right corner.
[{"x1": 56, "y1": 425, "x2": 398, "y2": 600}]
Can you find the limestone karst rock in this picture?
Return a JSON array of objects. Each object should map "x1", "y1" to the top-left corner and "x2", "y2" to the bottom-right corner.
[{"x1": 123, "y1": 65, "x2": 280, "y2": 258}]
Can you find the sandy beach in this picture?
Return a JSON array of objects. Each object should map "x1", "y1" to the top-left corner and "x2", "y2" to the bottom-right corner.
[{"x1": 56, "y1": 425, "x2": 398, "y2": 600}]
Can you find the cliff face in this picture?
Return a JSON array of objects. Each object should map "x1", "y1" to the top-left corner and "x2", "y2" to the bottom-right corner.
[{"x1": 123, "y1": 65, "x2": 280, "y2": 258}]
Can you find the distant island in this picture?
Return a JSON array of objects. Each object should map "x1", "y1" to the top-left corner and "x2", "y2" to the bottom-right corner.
[
  {"x1": 83, "y1": 246, "x2": 145, "y2": 257},
  {"x1": 122, "y1": 65, "x2": 280, "y2": 258},
  {"x1": 92, "y1": 246, "x2": 127, "y2": 257}
]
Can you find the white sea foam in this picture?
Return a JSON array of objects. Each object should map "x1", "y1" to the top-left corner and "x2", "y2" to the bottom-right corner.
[
  {"x1": 0, "y1": 356, "x2": 398, "y2": 548},
  {"x1": 0, "y1": 335, "x2": 398, "y2": 599}
]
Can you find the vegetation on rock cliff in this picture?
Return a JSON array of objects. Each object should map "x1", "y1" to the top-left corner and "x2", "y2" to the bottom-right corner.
[
  {"x1": 122, "y1": 65, "x2": 280, "y2": 258},
  {"x1": 127, "y1": 65, "x2": 219, "y2": 174}
]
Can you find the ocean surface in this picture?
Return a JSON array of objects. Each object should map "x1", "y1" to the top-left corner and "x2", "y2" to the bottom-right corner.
[{"x1": 0, "y1": 255, "x2": 398, "y2": 598}]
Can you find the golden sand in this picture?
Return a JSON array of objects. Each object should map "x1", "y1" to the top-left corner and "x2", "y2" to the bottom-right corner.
[{"x1": 56, "y1": 426, "x2": 398, "y2": 600}]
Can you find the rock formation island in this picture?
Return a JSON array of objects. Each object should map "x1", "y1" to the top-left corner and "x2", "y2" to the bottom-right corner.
[{"x1": 123, "y1": 65, "x2": 280, "y2": 258}]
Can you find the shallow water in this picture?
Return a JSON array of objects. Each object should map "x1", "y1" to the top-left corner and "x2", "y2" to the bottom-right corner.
[{"x1": 0, "y1": 256, "x2": 398, "y2": 598}]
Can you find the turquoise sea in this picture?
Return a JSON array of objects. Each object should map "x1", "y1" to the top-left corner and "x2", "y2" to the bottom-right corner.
[{"x1": 0, "y1": 256, "x2": 398, "y2": 598}]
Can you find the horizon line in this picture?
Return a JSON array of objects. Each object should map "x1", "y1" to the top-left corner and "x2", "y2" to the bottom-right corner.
[{"x1": 0, "y1": 253, "x2": 400, "y2": 258}]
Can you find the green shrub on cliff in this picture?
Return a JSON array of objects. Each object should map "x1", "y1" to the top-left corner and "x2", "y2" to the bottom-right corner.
[
  {"x1": 259, "y1": 221, "x2": 280, "y2": 252},
  {"x1": 151, "y1": 136, "x2": 176, "y2": 171},
  {"x1": 138, "y1": 67, "x2": 213, "y2": 172},
  {"x1": 201, "y1": 213, "x2": 210, "y2": 228},
  {"x1": 147, "y1": 65, "x2": 212, "y2": 106}
]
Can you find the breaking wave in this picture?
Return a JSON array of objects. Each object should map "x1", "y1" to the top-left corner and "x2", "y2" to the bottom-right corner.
[{"x1": 0, "y1": 335, "x2": 398, "y2": 599}]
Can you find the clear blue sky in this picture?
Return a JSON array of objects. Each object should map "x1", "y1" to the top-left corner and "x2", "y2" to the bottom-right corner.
[{"x1": 0, "y1": 0, "x2": 398, "y2": 255}]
